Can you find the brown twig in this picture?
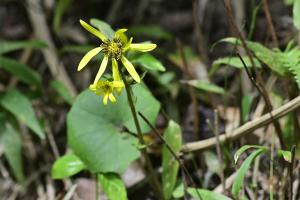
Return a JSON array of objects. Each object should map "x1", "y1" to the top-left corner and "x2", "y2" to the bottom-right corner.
[
  {"x1": 262, "y1": 0, "x2": 279, "y2": 47},
  {"x1": 222, "y1": 0, "x2": 285, "y2": 149},
  {"x1": 289, "y1": 145, "x2": 296, "y2": 200},
  {"x1": 182, "y1": 94, "x2": 300, "y2": 152},
  {"x1": 192, "y1": 0, "x2": 209, "y2": 65}
]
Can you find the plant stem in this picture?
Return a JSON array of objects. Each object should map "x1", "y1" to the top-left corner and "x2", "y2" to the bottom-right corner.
[
  {"x1": 120, "y1": 70, "x2": 164, "y2": 200},
  {"x1": 95, "y1": 174, "x2": 99, "y2": 200},
  {"x1": 270, "y1": 129, "x2": 275, "y2": 200}
]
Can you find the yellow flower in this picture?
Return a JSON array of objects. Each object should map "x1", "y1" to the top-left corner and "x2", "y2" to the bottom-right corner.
[
  {"x1": 77, "y1": 19, "x2": 157, "y2": 84},
  {"x1": 89, "y1": 80, "x2": 124, "y2": 105}
]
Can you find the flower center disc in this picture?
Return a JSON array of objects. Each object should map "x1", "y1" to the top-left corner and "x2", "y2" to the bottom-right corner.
[{"x1": 102, "y1": 38, "x2": 122, "y2": 60}]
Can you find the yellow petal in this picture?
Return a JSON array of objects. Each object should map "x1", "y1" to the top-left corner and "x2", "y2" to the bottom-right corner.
[
  {"x1": 112, "y1": 81, "x2": 124, "y2": 88},
  {"x1": 78, "y1": 47, "x2": 102, "y2": 71},
  {"x1": 93, "y1": 55, "x2": 109, "y2": 84},
  {"x1": 79, "y1": 19, "x2": 106, "y2": 41},
  {"x1": 103, "y1": 93, "x2": 109, "y2": 105},
  {"x1": 112, "y1": 58, "x2": 120, "y2": 81},
  {"x1": 115, "y1": 29, "x2": 128, "y2": 37},
  {"x1": 122, "y1": 37, "x2": 133, "y2": 52},
  {"x1": 109, "y1": 93, "x2": 116, "y2": 103},
  {"x1": 115, "y1": 28, "x2": 128, "y2": 44},
  {"x1": 129, "y1": 43, "x2": 157, "y2": 52},
  {"x1": 89, "y1": 83, "x2": 97, "y2": 91},
  {"x1": 121, "y1": 56, "x2": 140, "y2": 83}
]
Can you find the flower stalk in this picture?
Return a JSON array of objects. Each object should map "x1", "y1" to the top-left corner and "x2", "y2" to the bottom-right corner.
[{"x1": 119, "y1": 69, "x2": 164, "y2": 200}]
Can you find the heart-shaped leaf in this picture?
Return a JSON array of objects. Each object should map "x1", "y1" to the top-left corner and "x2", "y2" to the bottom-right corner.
[{"x1": 67, "y1": 84, "x2": 160, "y2": 173}]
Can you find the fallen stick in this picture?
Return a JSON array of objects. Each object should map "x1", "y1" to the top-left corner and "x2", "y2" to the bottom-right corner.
[{"x1": 182, "y1": 95, "x2": 300, "y2": 152}]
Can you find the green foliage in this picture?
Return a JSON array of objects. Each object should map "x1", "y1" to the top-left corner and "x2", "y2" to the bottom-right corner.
[
  {"x1": 50, "y1": 80, "x2": 74, "y2": 105},
  {"x1": 234, "y1": 145, "x2": 267, "y2": 164},
  {"x1": 98, "y1": 173, "x2": 128, "y2": 200},
  {"x1": 52, "y1": 154, "x2": 86, "y2": 179},
  {"x1": 241, "y1": 94, "x2": 253, "y2": 122},
  {"x1": 281, "y1": 44, "x2": 300, "y2": 88},
  {"x1": 0, "y1": 57, "x2": 42, "y2": 87},
  {"x1": 293, "y1": 0, "x2": 300, "y2": 29},
  {"x1": 283, "y1": 114, "x2": 298, "y2": 149},
  {"x1": 67, "y1": 84, "x2": 160, "y2": 173},
  {"x1": 278, "y1": 150, "x2": 292, "y2": 163},
  {"x1": 0, "y1": 40, "x2": 47, "y2": 55},
  {"x1": 1, "y1": 89, "x2": 45, "y2": 139},
  {"x1": 232, "y1": 147, "x2": 267, "y2": 198},
  {"x1": 219, "y1": 37, "x2": 288, "y2": 76},
  {"x1": 128, "y1": 25, "x2": 172, "y2": 40},
  {"x1": 131, "y1": 53, "x2": 166, "y2": 72},
  {"x1": 219, "y1": 38, "x2": 300, "y2": 89},
  {"x1": 90, "y1": 18, "x2": 115, "y2": 40},
  {"x1": 53, "y1": 0, "x2": 73, "y2": 33},
  {"x1": 172, "y1": 184, "x2": 232, "y2": 200},
  {"x1": 210, "y1": 56, "x2": 261, "y2": 76},
  {"x1": 0, "y1": 122, "x2": 24, "y2": 182},
  {"x1": 162, "y1": 120, "x2": 182, "y2": 200},
  {"x1": 187, "y1": 188, "x2": 232, "y2": 200},
  {"x1": 185, "y1": 80, "x2": 225, "y2": 94}
]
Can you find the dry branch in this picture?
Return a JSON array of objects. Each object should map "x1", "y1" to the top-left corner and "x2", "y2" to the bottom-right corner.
[{"x1": 182, "y1": 95, "x2": 300, "y2": 152}]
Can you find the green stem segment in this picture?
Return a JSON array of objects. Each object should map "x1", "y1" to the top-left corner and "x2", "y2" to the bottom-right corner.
[{"x1": 120, "y1": 70, "x2": 164, "y2": 200}]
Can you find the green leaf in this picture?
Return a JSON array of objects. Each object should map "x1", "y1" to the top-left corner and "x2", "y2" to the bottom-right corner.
[
  {"x1": 278, "y1": 150, "x2": 292, "y2": 163},
  {"x1": 90, "y1": 19, "x2": 115, "y2": 40},
  {"x1": 132, "y1": 53, "x2": 165, "y2": 72},
  {"x1": 0, "y1": 40, "x2": 47, "y2": 55},
  {"x1": 162, "y1": 120, "x2": 182, "y2": 200},
  {"x1": 234, "y1": 145, "x2": 267, "y2": 164},
  {"x1": 98, "y1": 173, "x2": 127, "y2": 200},
  {"x1": 241, "y1": 94, "x2": 253, "y2": 122},
  {"x1": 210, "y1": 56, "x2": 261, "y2": 76},
  {"x1": 0, "y1": 122, "x2": 24, "y2": 182},
  {"x1": 188, "y1": 188, "x2": 232, "y2": 200},
  {"x1": 67, "y1": 84, "x2": 160, "y2": 173},
  {"x1": 218, "y1": 37, "x2": 289, "y2": 76},
  {"x1": 53, "y1": 0, "x2": 73, "y2": 33},
  {"x1": 52, "y1": 154, "x2": 86, "y2": 179},
  {"x1": 283, "y1": 114, "x2": 297, "y2": 148},
  {"x1": 0, "y1": 57, "x2": 41, "y2": 86},
  {"x1": 281, "y1": 46, "x2": 300, "y2": 89},
  {"x1": 172, "y1": 182, "x2": 184, "y2": 198},
  {"x1": 0, "y1": 89, "x2": 45, "y2": 139},
  {"x1": 232, "y1": 148, "x2": 266, "y2": 198},
  {"x1": 185, "y1": 80, "x2": 225, "y2": 94},
  {"x1": 50, "y1": 80, "x2": 74, "y2": 105},
  {"x1": 128, "y1": 25, "x2": 172, "y2": 40},
  {"x1": 293, "y1": 0, "x2": 300, "y2": 29}
]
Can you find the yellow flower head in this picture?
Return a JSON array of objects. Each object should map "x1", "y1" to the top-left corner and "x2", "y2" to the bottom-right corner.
[
  {"x1": 77, "y1": 19, "x2": 157, "y2": 84},
  {"x1": 89, "y1": 80, "x2": 124, "y2": 105}
]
